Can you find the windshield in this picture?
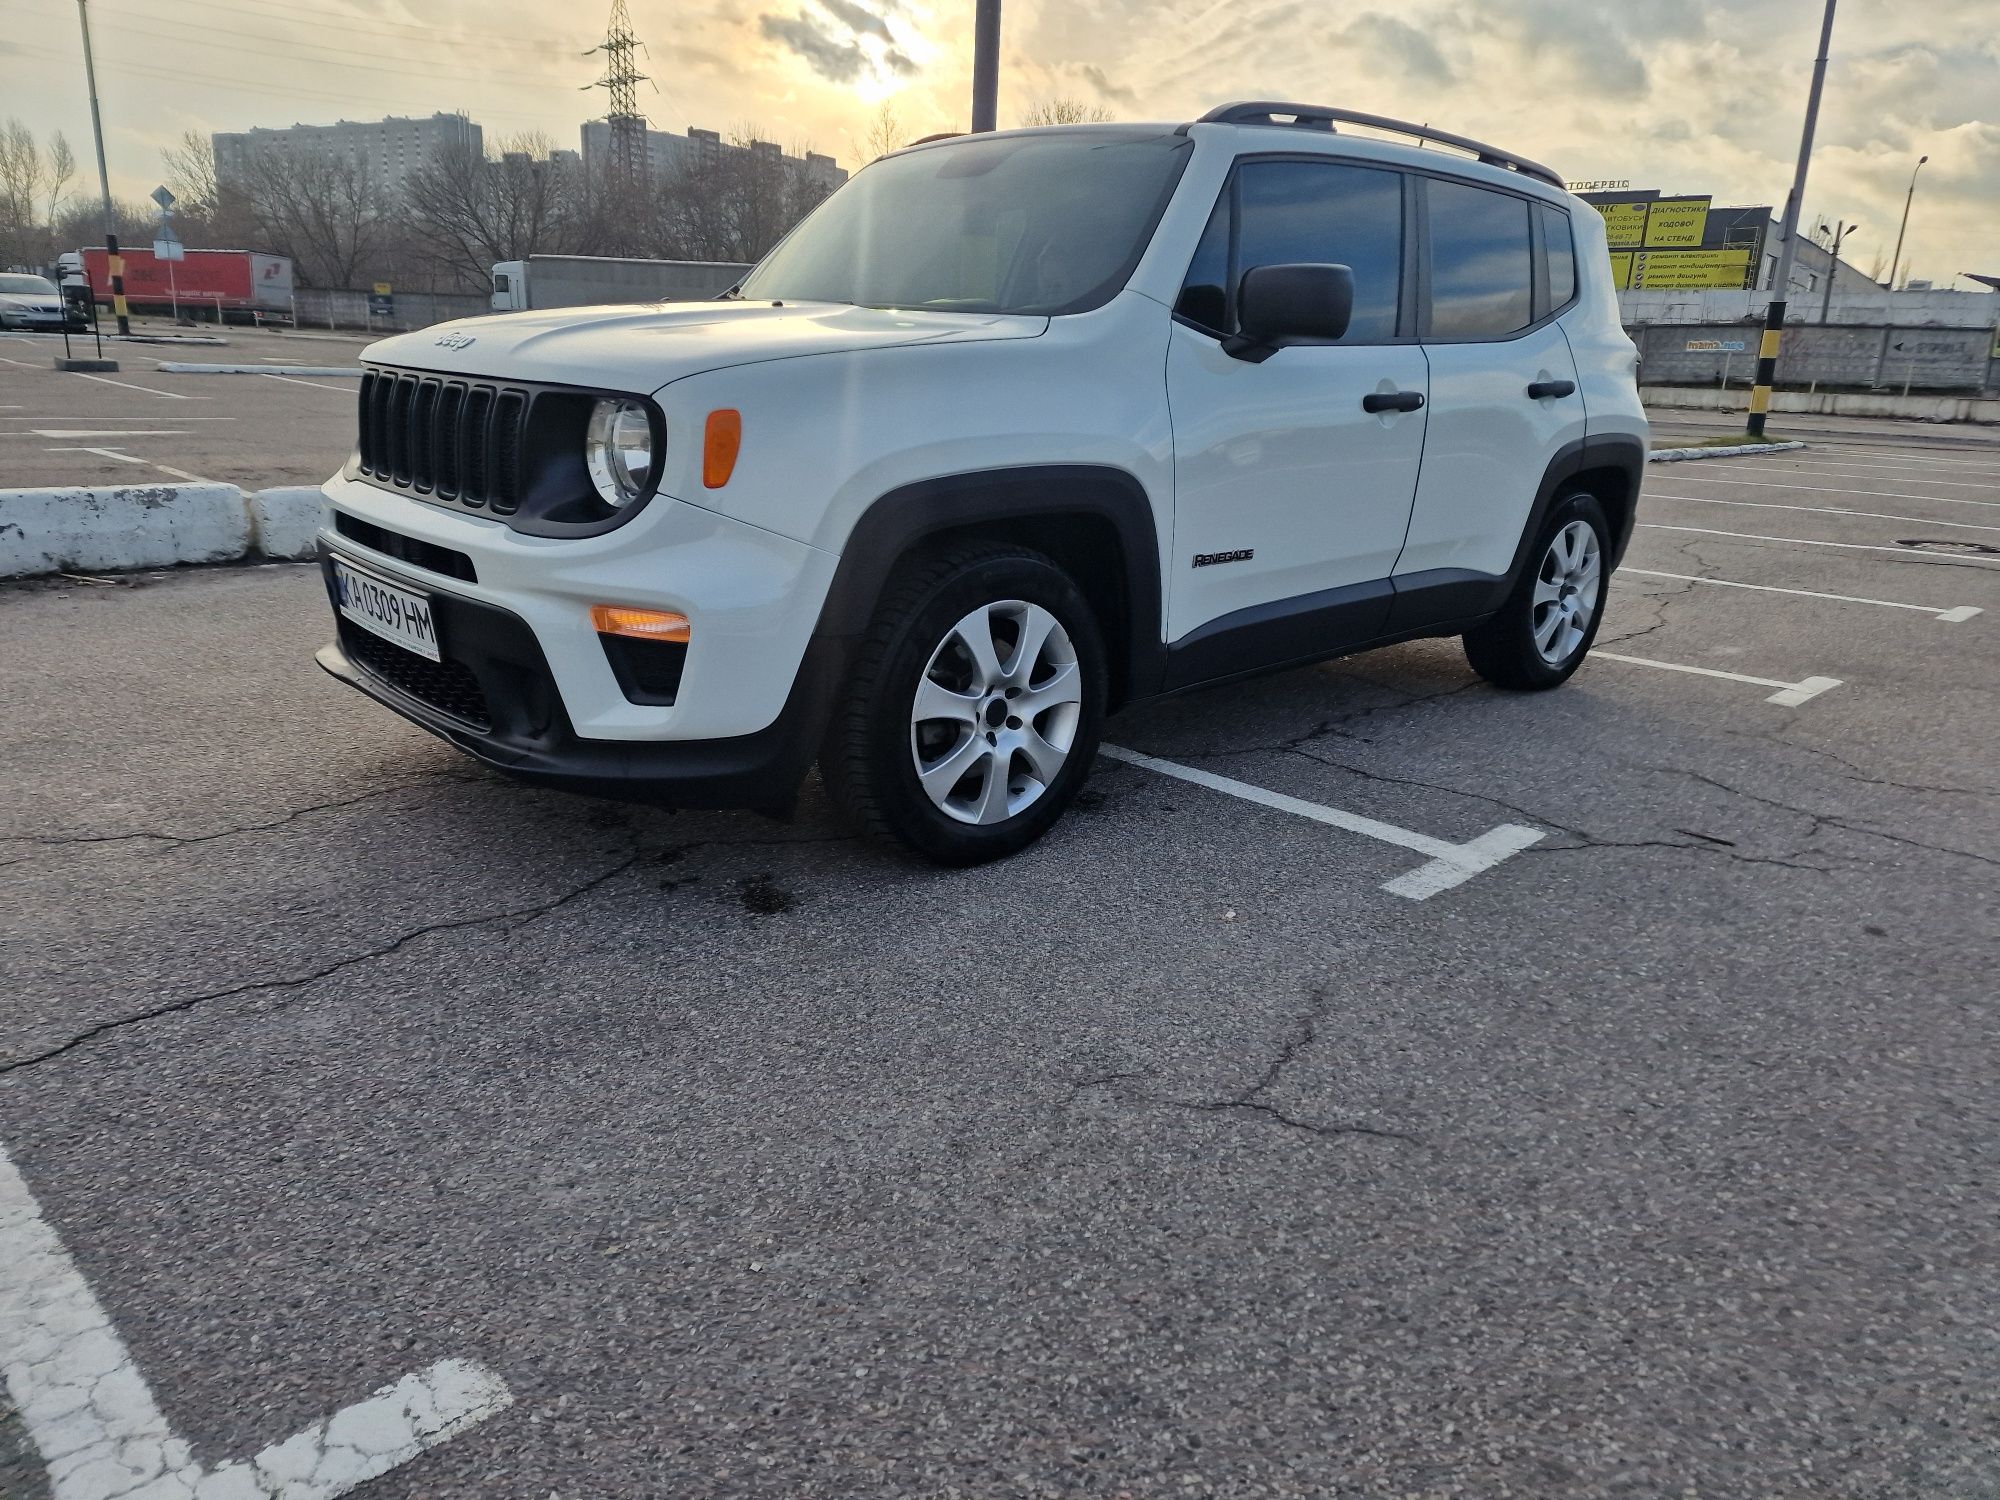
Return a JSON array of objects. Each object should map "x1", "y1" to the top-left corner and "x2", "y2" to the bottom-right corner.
[
  {"x1": 0, "y1": 275, "x2": 58, "y2": 296},
  {"x1": 738, "y1": 129, "x2": 1192, "y2": 317}
]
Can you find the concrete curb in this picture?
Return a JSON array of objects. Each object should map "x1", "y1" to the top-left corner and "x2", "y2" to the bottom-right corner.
[
  {"x1": 1, "y1": 482, "x2": 323, "y2": 580},
  {"x1": 154, "y1": 362, "x2": 361, "y2": 375},
  {"x1": 1648, "y1": 441, "x2": 1808, "y2": 463}
]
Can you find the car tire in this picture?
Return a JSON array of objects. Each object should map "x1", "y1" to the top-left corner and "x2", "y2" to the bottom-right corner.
[
  {"x1": 1463, "y1": 491, "x2": 1611, "y2": 691},
  {"x1": 819, "y1": 542, "x2": 1107, "y2": 865}
]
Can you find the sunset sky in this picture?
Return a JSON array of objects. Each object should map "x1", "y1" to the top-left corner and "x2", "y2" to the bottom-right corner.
[{"x1": 4, "y1": 0, "x2": 1995, "y2": 287}]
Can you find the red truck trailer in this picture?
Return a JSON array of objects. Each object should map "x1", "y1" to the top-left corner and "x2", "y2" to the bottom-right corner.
[{"x1": 68, "y1": 248, "x2": 294, "y2": 321}]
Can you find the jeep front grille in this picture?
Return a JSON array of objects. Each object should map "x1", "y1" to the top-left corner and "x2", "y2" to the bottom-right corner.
[{"x1": 356, "y1": 368, "x2": 528, "y2": 513}]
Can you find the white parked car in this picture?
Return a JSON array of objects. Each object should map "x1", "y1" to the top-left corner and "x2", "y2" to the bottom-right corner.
[
  {"x1": 317, "y1": 101, "x2": 1647, "y2": 864},
  {"x1": 0, "y1": 273, "x2": 86, "y2": 331}
]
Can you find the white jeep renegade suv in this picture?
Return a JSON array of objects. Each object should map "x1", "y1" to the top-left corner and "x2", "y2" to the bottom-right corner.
[{"x1": 317, "y1": 101, "x2": 1647, "y2": 865}]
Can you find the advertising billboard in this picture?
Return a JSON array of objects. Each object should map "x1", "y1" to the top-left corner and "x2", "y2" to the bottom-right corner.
[{"x1": 1584, "y1": 191, "x2": 1758, "y2": 290}]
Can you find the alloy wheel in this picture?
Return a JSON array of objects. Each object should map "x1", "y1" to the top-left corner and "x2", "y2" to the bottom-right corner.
[
  {"x1": 1530, "y1": 519, "x2": 1602, "y2": 665},
  {"x1": 909, "y1": 599, "x2": 1083, "y2": 825}
]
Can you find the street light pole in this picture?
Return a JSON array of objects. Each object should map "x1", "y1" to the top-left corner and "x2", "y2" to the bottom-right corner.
[
  {"x1": 970, "y1": 0, "x2": 1001, "y2": 132},
  {"x1": 1747, "y1": 0, "x2": 1838, "y2": 439},
  {"x1": 1818, "y1": 219, "x2": 1856, "y2": 324},
  {"x1": 1885, "y1": 154, "x2": 1928, "y2": 291},
  {"x1": 75, "y1": 0, "x2": 129, "y2": 336}
]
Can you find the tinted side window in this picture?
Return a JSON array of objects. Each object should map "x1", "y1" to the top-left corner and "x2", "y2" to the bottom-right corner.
[
  {"x1": 1238, "y1": 161, "x2": 1402, "y2": 343},
  {"x1": 1542, "y1": 204, "x2": 1577, "y2": 309},
  {"x1": 1175, "y1": 191, "x2": 1231, "y2": 335},
  {"x1": 1173, "y1": 160, "x2": 1404, "y2": 344},
  {"x1": 1426, "y1": 179, "x2": 1534, "y2": 339}
]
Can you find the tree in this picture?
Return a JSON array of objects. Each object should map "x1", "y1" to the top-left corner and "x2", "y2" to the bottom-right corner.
[
  {"x1": 45, "y1": 133, "x2": 75, "y2": 226},
  {"x1": 1020, "y1": 97, "x2": 1113, "y2": 126},
  {"x1": 0, "y1": 118, "x2": 50, "y2": 267},
  {"x1": 403, "y1": 133, "x2": 591, "y2": 290},
  {"x1": 231, "y1": 144, "x2": 391, "y2": 288},
  {"x1": 649, "y1": 128, "x2": 835, "y2": 264},
  {"x1": 863, "y1": 102, "x2": 905, "y2": 161}
]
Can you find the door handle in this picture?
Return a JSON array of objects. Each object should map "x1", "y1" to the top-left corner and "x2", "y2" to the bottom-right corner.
[
  {"x1": 1527, "y1": 379, "x2": 1577, "y2": 400},
  {"x1": 1362, "y1": 390, "x2": 1425, "y2": 414}
]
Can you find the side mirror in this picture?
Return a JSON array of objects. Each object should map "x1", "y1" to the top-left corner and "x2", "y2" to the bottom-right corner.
[{"x1": 1228, "y1": 263, "x2": 1354, "y2": 361}]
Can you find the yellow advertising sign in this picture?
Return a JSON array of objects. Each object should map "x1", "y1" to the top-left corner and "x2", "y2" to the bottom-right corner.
[
  {"x1": 1642, "y1": 197, "x2": 1712, "y2": 248},
  {"x1": 1596, "y1": 202, "x2": 1649, "y2": 249},
  {"x1": 1608, "y1": 251, "x2": 1634, "y2": 290},
  {"x1": 1629, "y1": 248, "x2": 1755, "y2": 289}
]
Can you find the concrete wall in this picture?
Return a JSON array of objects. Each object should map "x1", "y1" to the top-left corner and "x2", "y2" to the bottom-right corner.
[
  {"x1": 1620, "y1": 287, "x2": 1998, "y2": 329},
  {"x1": 291, "y1": 288, "x2": 490, "y2": 334},
  {"x1": 1634, "y1": 322, "x2": 1999, "y2": 393},
  {"x1": 1641, "y1": 384, "x2": 2000, "y2": 425}
]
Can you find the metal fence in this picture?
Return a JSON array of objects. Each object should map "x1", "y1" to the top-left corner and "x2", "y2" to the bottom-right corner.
[
  {"x1": 291, "y1": 288, "x2": 490, "y2": 334},
  {"x1": 1633, "y1": 321, "x2": 2000, "y2": 394}
]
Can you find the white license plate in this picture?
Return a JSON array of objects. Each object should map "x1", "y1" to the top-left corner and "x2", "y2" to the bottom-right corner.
[{"x1": 332, "y1": 557, "x2": 439, "y2": 661}]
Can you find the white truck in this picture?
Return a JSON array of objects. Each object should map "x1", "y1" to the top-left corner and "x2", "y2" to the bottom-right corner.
[{"x1": 489, "y1": 255, "x2": 750, "y2": 312}]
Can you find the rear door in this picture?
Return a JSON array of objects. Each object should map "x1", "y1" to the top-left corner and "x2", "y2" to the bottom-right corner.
[
  {"x1": 1165, "y1": 157, "x2": 1428, "y2": 647},
  {"x1": 1395, "y1": 178, "x2": 1586, "y2": 585}
]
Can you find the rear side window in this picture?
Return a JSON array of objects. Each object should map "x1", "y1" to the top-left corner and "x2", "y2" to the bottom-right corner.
[
  {"x1": 1542, "y1": 204, "x2": 1577, "y2": 309},
  {"x1": 1426, "y1": 179, "x2": 1534, "y2": 339},
  {"x1": 1175, "y1": 159, "x2": 1405, "y2": 344}
]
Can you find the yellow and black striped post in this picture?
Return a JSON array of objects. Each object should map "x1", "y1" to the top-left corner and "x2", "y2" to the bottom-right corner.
[
  {"x1": 1748, "y1": 0, "x2": 1838, "y2": 439},
  {"x1": 104, "y1": 232, "x2": 130, "y2": 337},
  {"x1": 1746, "y1": 302, "x2": 1786, "y2": 438}
]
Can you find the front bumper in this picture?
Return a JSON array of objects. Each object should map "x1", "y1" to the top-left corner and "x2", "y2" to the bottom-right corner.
[{"x1": 315, "y1": 543, "x2": 847, "y2": 809}]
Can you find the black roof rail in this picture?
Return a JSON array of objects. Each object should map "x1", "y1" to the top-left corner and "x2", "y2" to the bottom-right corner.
[{"x1": 1191, "y1": 101, "x2": 1566, "y2": 191}]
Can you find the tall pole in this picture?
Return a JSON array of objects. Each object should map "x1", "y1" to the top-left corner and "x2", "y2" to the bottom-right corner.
[
  {"x1": 1747, "y1": 0, "x2": 1837, "y2": 439},
  {"x1": 1818, "y1": 220, "x2": 1853, "y2": 324},
  {"x1": 970, "y1": 0, "x2": 1001, "y2": 133},
  {"x1": 1885, "y1": 154, "x2": 1928, "y2": 291},
  {"x1": 76, "y1": 0, "x2": 129, "y2": 336}
]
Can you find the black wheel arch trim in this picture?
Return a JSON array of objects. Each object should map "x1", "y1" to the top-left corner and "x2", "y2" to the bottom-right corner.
[{"x1": 812, "y1": 463, "x2": 1168, "y2": 698}]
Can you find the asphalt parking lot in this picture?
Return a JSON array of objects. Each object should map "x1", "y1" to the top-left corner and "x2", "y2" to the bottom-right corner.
[
  {"x1": 4, "y1": 401, "x2": 1999, "y2": 1496},
  {"x1": 1, "y1": 321, "x2": 364, "y2": 491}
]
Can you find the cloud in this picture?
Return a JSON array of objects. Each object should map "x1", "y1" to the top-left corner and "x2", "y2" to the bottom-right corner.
[
  {"x1": 758, "y1": 11, "x2": 868, "y2": 82},
  {"x1": 816, "y1": 0, "x2": 893, "y2": 43},
  {"x1": 885, "y1": 48, "x2": 918, "y2": 76},
  {"x1": 1349, "y1": 16, "x2": 1454, "y2": 86},
  {"x1": 1079, "y1": 64, "x2": 1139, "y2": 107}
]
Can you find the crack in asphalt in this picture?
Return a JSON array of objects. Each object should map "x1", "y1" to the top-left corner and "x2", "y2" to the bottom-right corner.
[
  {"x1": 1071, "y1": 993, "x2": 1418, "y2": 1146},
  {"x1": 0, "y1": 849, "x2": 649, "y2": 1077},
  {"x1": 0, "y1": 773, "x2": 487, "y2": 860},
  {"x1": 1626, "y1": 759, "x2": 2000, "y2": 871},
  {"x1": 2, "y1": 824, "x2": 865, "y2": 1075},
  {"x1": 1281, "y1": 745, "x2": 1852, "y2": 874},
  {"x1": 1717, "y1": 728, "x2": 2000, "y2": 801}
]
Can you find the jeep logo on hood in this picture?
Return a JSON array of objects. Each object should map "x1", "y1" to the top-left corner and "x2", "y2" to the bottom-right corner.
[{"x1": 434, "y1": 331, "x2": 477, "y2": 350}]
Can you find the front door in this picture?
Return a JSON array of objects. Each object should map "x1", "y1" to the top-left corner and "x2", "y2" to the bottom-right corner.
[{"x1": 1166, "y1": 158, "x2": 1428, "y2": 650}]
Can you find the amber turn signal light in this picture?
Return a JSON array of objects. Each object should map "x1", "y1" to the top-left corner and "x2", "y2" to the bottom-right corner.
[
  {"x1": 703, "y1": 408, "x2": 742, "y2": 489},
  {"x1": 590, "y1": 605, "x2": 691, "y2": 643}
]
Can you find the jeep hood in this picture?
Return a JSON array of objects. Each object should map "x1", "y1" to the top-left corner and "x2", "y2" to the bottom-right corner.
[{"x1": 362, "y1": 301, "x2": 1047, "y2": 390}]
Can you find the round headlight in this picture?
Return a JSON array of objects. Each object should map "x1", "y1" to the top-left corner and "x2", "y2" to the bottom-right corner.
[{"x1": 584, "y1": 398, "x2": 656, "y2": 510}]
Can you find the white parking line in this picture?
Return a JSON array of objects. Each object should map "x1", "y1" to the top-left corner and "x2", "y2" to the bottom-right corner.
[
  {"x1": 1767, "y1": 459, "x2": 2000, "y2": 489},
  {"x1": 67, "y1": 371, "x2": 202, "y2": 400},
  {"x1": 48, "y1": 445, "x2": 146, "y2": 464},
  {"x1": 0, "y1": 1141, "x2": 513, "y2": 1500},
  {"x1": 1099, "y1": 743, "x2": 1544, "y2": 900},
  {"x1": 12, "y1": 429, "x2": 190, "y2": 439},
  {"x1": 1592, "y1": 651, "x2": 1842, "y2": 706},
  {"x1": 1663, "y1": 470, "x2": 2000, "y2": 510},
  {"x1": 1639, "y1": 523, "x2": 2000, "y2": 565},
  {"x1": 152, "y1": 463, "x2": 209, "y2": 482},
  {"x1": 1648, "y1": 491, "x2": 2000, "y2": 534},
  {"x1": 1618, "y1": 567, "x2": 1981, "y2": 622},
  {"x1": 259, "y1": 372, "x2": 357, "y2": 392}
]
